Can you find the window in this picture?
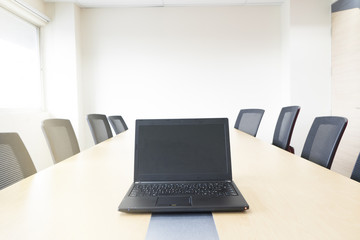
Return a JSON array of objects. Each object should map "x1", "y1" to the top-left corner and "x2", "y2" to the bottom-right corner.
[{"x1": 0, "y1": 7, "x2": 42, "y2": 109}]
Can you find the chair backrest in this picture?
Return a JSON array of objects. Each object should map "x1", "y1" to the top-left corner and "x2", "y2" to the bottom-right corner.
[
  {"x1": 41, "y1": 119, "x2": 80, "y2": 164},
  {"x1": 350, "y1": 153, "x2": 360, "y2": 183},
  {"x1": 301, "y1": 116, "x2": 347, "y2": 169},
  {"x1": 234, "y1": 109, "x2": 265, "y2": 137},
  {"x1": 87, "y1": 114, "x2": 113, "y2": 144},
  {"x1": 0, "y1": 133, "x2": 36, "y2": 190},
  {"x1": 272, "y1": 106, "x2": 300, "y2": 152},
  {"x1": 108, "y1": 115, "x2": 128, "y2": 135}
]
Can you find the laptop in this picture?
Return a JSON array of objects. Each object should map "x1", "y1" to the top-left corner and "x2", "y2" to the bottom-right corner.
[{"x1": 118, "y1": 118, "x2": 249, "y2": 213}]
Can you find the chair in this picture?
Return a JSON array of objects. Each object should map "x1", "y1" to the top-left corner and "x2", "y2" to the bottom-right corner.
[
  {"x1": 234, "y1": 109, "x2": 265, "y2": 137},
  {"x1": 108, "y1": 115, "x2": 128, "y2": 135},
  {"x1": 350, "y1": 153, "x2": 360, "y2": 183},
  {"x1": 301, "y1": 116, "x2": 347, "y2": 169},
  {"x1": 272, "y1": 106, "x2": 300, "y2": 153},
  {"x1": 41, "y1": 119, "x2": 80, "y2": 164},
  {"x1": 86, "y1": 114, "x2": 113, "y2": 144},
  {"x1": 0, "y1": 133, "x2": 36, "y2": 190}
]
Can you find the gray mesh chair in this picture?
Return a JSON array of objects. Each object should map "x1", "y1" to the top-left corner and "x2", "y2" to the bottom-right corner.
[
  {"x1": 87, "y1": 114, "x2": 113, "y2": 144},
  {"x1": 42, "y1": 119, "x2": 80, "y2": 164},
  {"x1": 301, "y1": 116, "x2": 347, "y2": 169},
  {"x1": 234, "y1": 109, "x2": 265, "y2": 137},
  {"x1": 0, "y1": 133, "x2": 36, "y2": 190},
  {"x1": 272, "y1": 106, "x2": 300, "y2": 153},
  {"x1": 350, "y1": 153, "x2": 360, "y2": 183},
  {"x1": 108, "y1": 115, "x2": 128, "y2": 135}
]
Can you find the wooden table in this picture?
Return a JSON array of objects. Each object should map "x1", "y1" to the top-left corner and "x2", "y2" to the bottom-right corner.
[{"x1": 1, "y1": 130, "x2": 360, "y2": 239}]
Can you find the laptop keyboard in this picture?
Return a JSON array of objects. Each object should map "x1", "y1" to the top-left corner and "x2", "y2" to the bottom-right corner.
[{"x1": 129, "y1": 182, "x2": 238, "y2": 197}]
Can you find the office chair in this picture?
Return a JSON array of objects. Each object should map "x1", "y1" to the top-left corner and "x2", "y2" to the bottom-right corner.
[
  {"x1": 272, "y1": 106, "x2": 300, "y2": 153},
  {"x1": 41, "y1": 119, "x2": 80, "y2": 164},
  {"x1": 350, "y1": 153, "x2": 360, "y2": 183},
  {"x1": 108, "y1": 115, "x2": 128, "y2": 135},
  {"x1": 301, "y1": 116, "x2": 347, "y2": 169},
  {"x1": 0, "y1": 133, "x2": 36, "y2": 190},
  {"x1": 234, "y1": 109, "x2": 265, "y2": 137},
  {"x1": 86, "y1": 114, "x2": 113, "y2": 144}
]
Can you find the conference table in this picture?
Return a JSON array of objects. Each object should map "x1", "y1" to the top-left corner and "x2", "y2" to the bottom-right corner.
[{"x1": 1, "y1": 129, "x2": 360, "y2": 239}]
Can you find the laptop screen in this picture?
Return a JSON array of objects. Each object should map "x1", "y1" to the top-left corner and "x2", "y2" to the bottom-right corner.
[{"x1": 134, "y1": 118, "x2": 232, "y2": 182}]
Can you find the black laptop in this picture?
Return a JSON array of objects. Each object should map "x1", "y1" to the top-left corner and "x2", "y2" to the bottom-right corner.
[{"x1": 118, "y1": 118, "x2": 249, "y2": 213}]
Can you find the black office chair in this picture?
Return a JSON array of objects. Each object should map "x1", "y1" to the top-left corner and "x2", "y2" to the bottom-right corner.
[
  {"x1": 234, "y1": 109, "x2": 265, "y2": 137},
  {"x1": 87, "y1": 114, "x2": 113, "y2": 144},
  {"x1": 350, "y1": 153, "x2": 360, "y2": 183},
  {"x1": 108, "y1": 115, "x2": 128, "y2": 135},
  {"x1": 0, "y1": 133, "x2": 37, "y2": 190},
  {"x1": 272, "y1": 106, "x2": 300, "y2": 153},
  {"x1": 301, "y1": 116, "x2": 347, "y2": 169},
  {"x1": 42, "y1": 119, "x2": 80, "y2": 164}
]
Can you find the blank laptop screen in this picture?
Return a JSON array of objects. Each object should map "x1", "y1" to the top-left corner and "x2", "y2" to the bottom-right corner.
[{"x1": 134, "y1": 118, "x2": 232, "y2": 182}]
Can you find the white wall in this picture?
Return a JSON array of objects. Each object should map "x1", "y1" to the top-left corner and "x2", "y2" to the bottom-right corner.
[
  {"x1": 80, "y1": 6, "x2": 283, "y2": 148},
  {"x1": 43, "y1": 3, "x2": 83, "y2": 145},
  {"x1": 287, "y1": 0, "x2": 332, "y2": 154},
  {"x1": 0, "y1": 0, "x2": 334, "y2": 171},
  {"x1": 79, "y1": 1, "x2": 333, "y2": 154}
]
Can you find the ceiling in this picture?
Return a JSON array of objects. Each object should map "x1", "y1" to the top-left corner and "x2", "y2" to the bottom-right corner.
[{"x1": 43, "y1": 0, "x2": 285, "y2": 8}]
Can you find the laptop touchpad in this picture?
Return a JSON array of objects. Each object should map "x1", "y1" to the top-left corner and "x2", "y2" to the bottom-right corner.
[{"x1": 156, "y1": 197, "x2": 192, "y2": 207}]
